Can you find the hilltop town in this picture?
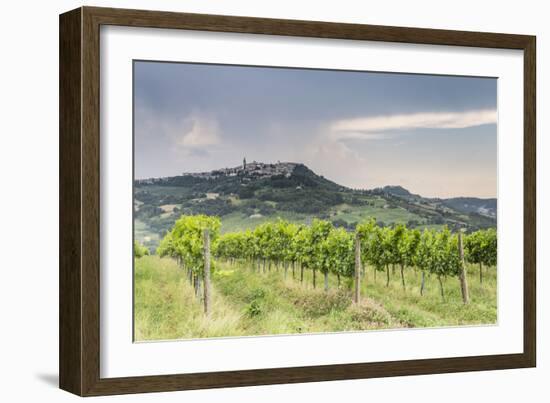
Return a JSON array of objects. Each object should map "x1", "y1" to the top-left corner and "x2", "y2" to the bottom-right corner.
[
  {"x1": 136, "y1": 159, "x2": 298, "y2": 184},
  {"x1": 194, "y1": 159, "x2": 298, "y2": 180}
]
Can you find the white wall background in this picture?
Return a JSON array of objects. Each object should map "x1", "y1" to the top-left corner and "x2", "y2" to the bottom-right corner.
[{"x1": 0, "y1": 0, "x2": 546, "y2": 401}]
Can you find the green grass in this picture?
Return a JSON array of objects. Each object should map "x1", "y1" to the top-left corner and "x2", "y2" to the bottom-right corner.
[
  {"x1": 362, "y1": 264, "x2": 497, "y2": 328},
  {"x1": 331, "y1": 203, "x2": 423, "y2": 225},
  {"x1": 134, "y1": 256, "x2": 496, "y2": 341},
  {"x1": 134, "y1": 256, "x2": 245, "y2": 340},
  {"x1": 219, "y1": 211, "x2": 310, "y2": 233},
  {"x1": 213, "y1": 201, "x2": 425, "y2": 235}
]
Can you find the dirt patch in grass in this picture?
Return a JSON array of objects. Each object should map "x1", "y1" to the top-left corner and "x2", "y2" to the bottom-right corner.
[
  {"x1": 346, "y1": 299, "x2": 398, "y2": 329},
  {"x1": 159, "y1": 204, "x2": 178, "y2": 212},
  {"x1": 291, "y1": 289, "x2": 351, "y2": 317}
]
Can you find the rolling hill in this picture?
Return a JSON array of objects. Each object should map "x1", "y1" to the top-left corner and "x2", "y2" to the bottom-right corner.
[{"x1": 134, "y1": 161, "x2": 496, "y2": 251}]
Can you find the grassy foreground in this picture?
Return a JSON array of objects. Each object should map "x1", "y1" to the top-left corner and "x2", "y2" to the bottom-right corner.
[{"x1": 134, "y1": 255, "x2": 496, "y2": 341}]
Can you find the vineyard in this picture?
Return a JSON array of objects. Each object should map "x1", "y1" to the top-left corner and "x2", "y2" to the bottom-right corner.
[{"x1": 135, "y1": 215, "x2": 497, "y2": 340}]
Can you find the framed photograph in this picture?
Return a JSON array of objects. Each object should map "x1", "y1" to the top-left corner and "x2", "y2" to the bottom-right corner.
[{"x1": 59, "y1": 6, "x2": 536, "y2": 396}]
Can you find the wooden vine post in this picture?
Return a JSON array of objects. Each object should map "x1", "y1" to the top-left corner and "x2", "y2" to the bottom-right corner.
[
  {"x1": 203, "y1": 228, "x2": 211, "y2": 316},
  {"x1": 458, "y1": 230, "x2": 470, "y2": 305},
  {"x1": 354, "y1": 233, "x2": 361, "y2": 304}
]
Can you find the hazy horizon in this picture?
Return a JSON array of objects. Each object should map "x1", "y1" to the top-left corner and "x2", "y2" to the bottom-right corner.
[{"x1": 134, "y1": 61, "x2": 497, "y2": 198}]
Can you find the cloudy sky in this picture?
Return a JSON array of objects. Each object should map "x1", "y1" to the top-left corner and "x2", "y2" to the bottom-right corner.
[{"x1": 134, "y1": 61, "x2": 497, "y2": 198}]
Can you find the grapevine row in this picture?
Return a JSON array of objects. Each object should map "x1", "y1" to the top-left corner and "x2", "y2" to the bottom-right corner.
[{"x1": 149, "y1": 215, "x2": 497, "y2": 312}]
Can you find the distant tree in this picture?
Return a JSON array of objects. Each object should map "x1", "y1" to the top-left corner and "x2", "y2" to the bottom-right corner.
[
  {"x1": 237, "y1": 187, "x2": 255, "y2": 199},
  {"x1": 134, "y1": 241, "x2": 150, "y2": 258}
]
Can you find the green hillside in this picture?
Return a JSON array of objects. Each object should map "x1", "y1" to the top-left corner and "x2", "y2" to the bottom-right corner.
[{"x1": 134, "y1": 162, "x2": 496, "y2": 251}]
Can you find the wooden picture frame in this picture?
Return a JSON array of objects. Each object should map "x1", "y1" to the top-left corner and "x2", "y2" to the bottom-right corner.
[{"x1": 59, "y1": 6, "x2": 536, "y2": 396}]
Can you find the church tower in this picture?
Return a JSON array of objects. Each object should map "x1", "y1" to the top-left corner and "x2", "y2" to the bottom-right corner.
[{"x1": 243, "y1": 157, "x2": 247, "y2": 170}]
